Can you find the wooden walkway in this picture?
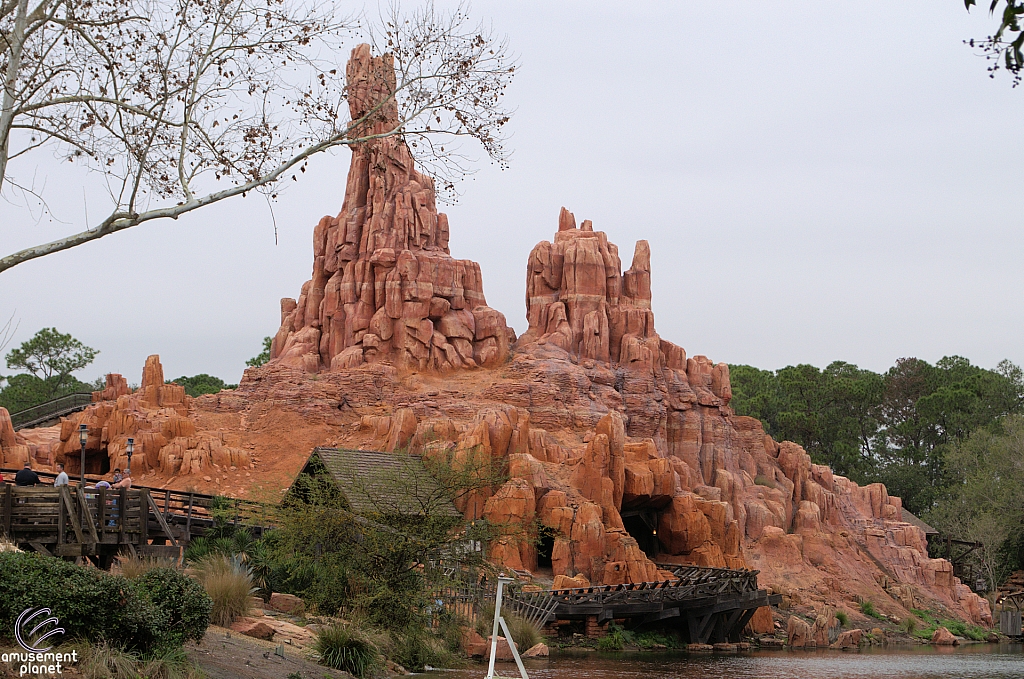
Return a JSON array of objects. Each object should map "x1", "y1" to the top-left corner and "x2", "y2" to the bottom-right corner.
[
  {"x1": 1, "y1": 470, "x2": 273, "y2": 565},
  {"x1": 9, "y1": 393, "x2": 94, "y2": 430}
]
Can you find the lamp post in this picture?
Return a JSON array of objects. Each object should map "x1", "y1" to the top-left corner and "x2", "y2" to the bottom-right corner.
[
  {"x1": 126, "y1": 437, "x2": 134, "y2": 474},
  {"x1": 78, "y1": 424, "x2": 88, "y2": 486}
]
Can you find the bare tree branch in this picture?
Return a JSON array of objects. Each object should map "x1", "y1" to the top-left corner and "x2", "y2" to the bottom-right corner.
[{"x1": 0, "y1": 0, "x2": 514, "y2": 273}]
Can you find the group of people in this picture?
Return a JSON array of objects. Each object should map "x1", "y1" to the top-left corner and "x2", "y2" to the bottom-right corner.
[{"x1": 6, "y1": 461, "x2": 132, "y2": 489}]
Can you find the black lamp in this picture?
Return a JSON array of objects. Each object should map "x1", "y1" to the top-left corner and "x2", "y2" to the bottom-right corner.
[
  {"x1": 78, "y1": 423, "x2": 88, "y2": 484},
  {"x1": 126, "y1": 437, "x2": 134, "y2": 473}
]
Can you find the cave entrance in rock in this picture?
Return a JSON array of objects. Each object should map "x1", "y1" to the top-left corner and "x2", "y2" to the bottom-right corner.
[
  {"x1": 537, "y1": 526, "x2": 555, "y2": 570},
  {"x1": 621, "y1": 509, "x2": 660, "y2": 560}
]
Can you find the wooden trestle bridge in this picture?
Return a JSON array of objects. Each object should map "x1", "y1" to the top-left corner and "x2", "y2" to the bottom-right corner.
[
  {"x1": 0, "y1": 469, "x2": 270, "y2": 567},
  {"x1": 456, "y1": 565, "x2": 780, "y2": 644}
]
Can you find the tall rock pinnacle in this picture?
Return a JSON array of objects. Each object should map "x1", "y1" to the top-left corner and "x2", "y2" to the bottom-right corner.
[{"x1": 270, "y1": 44, "x2": 511, "y2": 373}]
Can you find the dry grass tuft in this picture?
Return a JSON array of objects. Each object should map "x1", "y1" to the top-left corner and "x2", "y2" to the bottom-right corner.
[
  {"x1": 192, "y1": 554, "x2": 254, "y2": 626},
  {"x1": 114, "y1": 554, "x2": 180, "y2": 579}
]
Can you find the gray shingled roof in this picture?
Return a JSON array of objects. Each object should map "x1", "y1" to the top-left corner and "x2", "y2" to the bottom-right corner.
[
  {"x1": 299, "y1": 447, "x2": 460, "y2": 518},
  {"x1": 902, "y1": 508, "x2": 939, "y2": 536}
]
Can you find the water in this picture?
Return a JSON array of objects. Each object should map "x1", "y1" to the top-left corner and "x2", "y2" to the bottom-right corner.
[{"x1": 426, "y1": 644, "x2": 1024, "y2": 679}]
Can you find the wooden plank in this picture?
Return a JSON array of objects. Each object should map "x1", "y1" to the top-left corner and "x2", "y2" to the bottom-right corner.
[
  {"x1": 28, "y1": 542, "x2": 52, "y2": 556},
  {"x1": 59, "y1": 487, "x2": 85, "y2": 545},
  {"x1": 118, "y1": 488, "x2": 126, "y2": 543},
  {"x1": 78, "y1": 485, "x2": 101, "y2": 544},
  {"x1": 139, "y1": 544, "x2": 181, "y2": 559},
  {"x1": 57, "y1": 493, "x2": 65, "y2": 545},
  {"x1": 145, "y1": 491, "x2": 178, "y2": 547},
  {"x1": 3, "y1": 484, "x2": 11, "y2": 537},
  {"x1": 140, "y1": 490, "x2": 149, "y2": 546},
  {"x1": 185, "y1": 493, "x2": 194, "y2": 538},
  {"x1": 98, "y1": 487, "x2": 107, "y2": 534}
]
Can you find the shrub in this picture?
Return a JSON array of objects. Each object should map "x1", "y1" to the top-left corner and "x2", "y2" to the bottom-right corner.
[
  {"x1": 753, "y1": 475, "x2": 777, "y2": 488},
  {"x1": 314, "y1": 624, "x2": 382, "y2": 679},
  {"x1": 835, "y1": 610, "x2": 849, "y2": 627},
  {"x1": 859, "y1": 601, "x2": 882, "y2": 619},
  {"x1": 192, "y1": 555, "x2": 254, "y2": 626},
  {"x1": 0, "y1": 551, "x2": 168, "y2": 652},
  {"x1": 597, "y1": 628, "x2": 625, "y2": 651},
  {"x1": 384, "y1": 626, "x2": 460, "y2": 672},
  {"x1": 899, "y1": 617, "x2": 918, "y2": 635},
  {"x1": 133, "y1": 568, "x2": 212, "y2": 646}
]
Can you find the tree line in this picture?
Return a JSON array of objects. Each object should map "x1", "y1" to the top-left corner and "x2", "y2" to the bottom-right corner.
[
  {"x1": 730, "y1": 356, "x2": 1024, "y2": 586},
  {"x1": 0, "y1": 328, "x2": 265, "y2": 414}
]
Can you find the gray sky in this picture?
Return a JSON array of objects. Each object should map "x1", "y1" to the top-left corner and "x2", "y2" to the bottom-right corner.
[{"x1": 2, "y1": 1, "x2": 1022, "y2": 386}]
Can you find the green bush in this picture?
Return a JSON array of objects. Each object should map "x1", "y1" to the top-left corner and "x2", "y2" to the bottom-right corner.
[
  {"x1": 597, "y1": 628, "x2": 625, "y2": 651},
  {"x1": 0, "y1": 552, "x2": 173, "y2": 652},
  {"x1": 384, "y1": 626, "x2": 459, "y2": 672},
  {"x1": 133, "y1": 568, "x2": 212, "y2": 646},
  {"x1": 899, "y1": 617, "x2": 918, "y2": 635},
  {"x1": 835, "y1": 610, "x2": 849, "y2": 627},
  {"x1": 859, "y1": 601, "x2": 882, "y2": 619},
  {"x1": 314, "y1": 624, "x2": 382, "y2": 679}
]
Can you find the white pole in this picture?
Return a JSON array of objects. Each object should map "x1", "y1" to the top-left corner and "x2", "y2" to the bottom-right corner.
[
  {"x1": 484, "y1": 576, "x2": 509, "y2": 679},
  {"x1": 498, "y1": 615, "x2": 531, "y2": 679}
]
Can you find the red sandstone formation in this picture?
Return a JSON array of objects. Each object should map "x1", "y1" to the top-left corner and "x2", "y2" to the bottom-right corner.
[
  {"x1": 269, "y1": 44, "x2": 512, "y2": 374},
  {"x1": 1, "y1": 406, "x2": 61, "y2": 469},
  {"x1": 8, "y1": 43, "x2": 993, "y2": 630},
  {"x1": 43, "y1": 355, "x2": 252, "y2": 478}
]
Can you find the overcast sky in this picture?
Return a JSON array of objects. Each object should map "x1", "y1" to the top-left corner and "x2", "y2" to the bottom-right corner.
[{"x1": 2, "y1": 1, "x2": 1022, "y2": 386}]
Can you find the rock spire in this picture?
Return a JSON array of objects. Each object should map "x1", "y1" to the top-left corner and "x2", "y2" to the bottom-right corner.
[{"x1": 270, "y1": 44, "x2": 511, "y2": 373}]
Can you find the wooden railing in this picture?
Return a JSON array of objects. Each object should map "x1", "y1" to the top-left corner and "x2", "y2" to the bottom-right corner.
[
  {"x1": 9, "y1": 393, "x2": 94, "y2": 430},
  {"x1": 1, "y1": 469, "x2": 277, "y2": 544},
  {"x1": 2, "y1": 484, "x2": 149, "y2": 557}
]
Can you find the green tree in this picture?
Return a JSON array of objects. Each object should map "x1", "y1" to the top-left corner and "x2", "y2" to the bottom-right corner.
[
  {"x1": 1, "y1": 328, "x2": 99, "y2": 410},
  {"x1": 872, "y1": 356, "x2": 1024, "y2": 512},
  {"x1": 730, "y1": 355, "x2": 1024, "y2": 514},
  {"x1": 730, "y1": 361, "x2": 882, "y2": 478},
  {"x1": 925, "y1": 414, "x2": 1024, "y2": 589},
  {"x1": 246, "y1": 337, "x2": 273, "y2": 368},
  {"x1": 169, "y1": 374, "x2": 238, "y2": 397}
]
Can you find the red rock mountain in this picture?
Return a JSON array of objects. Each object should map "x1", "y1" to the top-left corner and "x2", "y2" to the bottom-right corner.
[{"x1": 4, "y1": 43, "x2": 991, "y2": 630}]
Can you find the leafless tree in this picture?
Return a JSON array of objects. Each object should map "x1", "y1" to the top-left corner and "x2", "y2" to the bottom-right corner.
[{"x1": 0, "y1": 0, "x2": 514, "y2": 274}]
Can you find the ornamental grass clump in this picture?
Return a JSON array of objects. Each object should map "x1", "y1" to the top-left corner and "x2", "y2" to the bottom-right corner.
[
  {"x1": 314, "y1": 624, "x2": 382, "y2": 678},
  {"x1": 192, "y1": 554, "x2": 254, "y2": 626}
]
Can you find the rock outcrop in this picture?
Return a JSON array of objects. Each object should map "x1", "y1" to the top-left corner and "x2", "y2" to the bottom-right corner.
[
  {"x1": 269, "y1": 44, "x2": 512, "y2": 374},
  {"x1": 49, "y1": 355, "x2": 251, "y2": 477}
]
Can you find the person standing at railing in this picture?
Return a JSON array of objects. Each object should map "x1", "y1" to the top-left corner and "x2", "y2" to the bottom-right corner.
[
  {"x1": 14, "y1": 462, "x2": 40, "y2": 486},
  {"x1": 53, "y1": 463, "x2": 69, "y2": 487}
]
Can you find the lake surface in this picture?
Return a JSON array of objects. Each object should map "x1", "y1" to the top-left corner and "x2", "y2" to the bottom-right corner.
[{"x1": 426, "y1": 644, "x2": 1024, "y2": 679}]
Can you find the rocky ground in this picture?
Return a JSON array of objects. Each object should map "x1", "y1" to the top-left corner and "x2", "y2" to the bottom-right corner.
[{"x1": 187, "y1": 626, "x2": 352, "y2": 679}]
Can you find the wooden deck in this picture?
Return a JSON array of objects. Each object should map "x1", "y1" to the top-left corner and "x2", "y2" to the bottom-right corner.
[{"x1": 1, "y1": 471, "x2": 274, "y2": 565}]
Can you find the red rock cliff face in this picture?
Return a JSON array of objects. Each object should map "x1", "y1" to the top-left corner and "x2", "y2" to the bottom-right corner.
[{"x1": 270, "y1": 44, "x2": 512, "y2": 374}]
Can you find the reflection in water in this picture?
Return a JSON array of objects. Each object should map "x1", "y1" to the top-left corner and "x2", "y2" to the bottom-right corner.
[{"x1": 428, "y1": 644, "x2": 1024, "y2": 679}]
